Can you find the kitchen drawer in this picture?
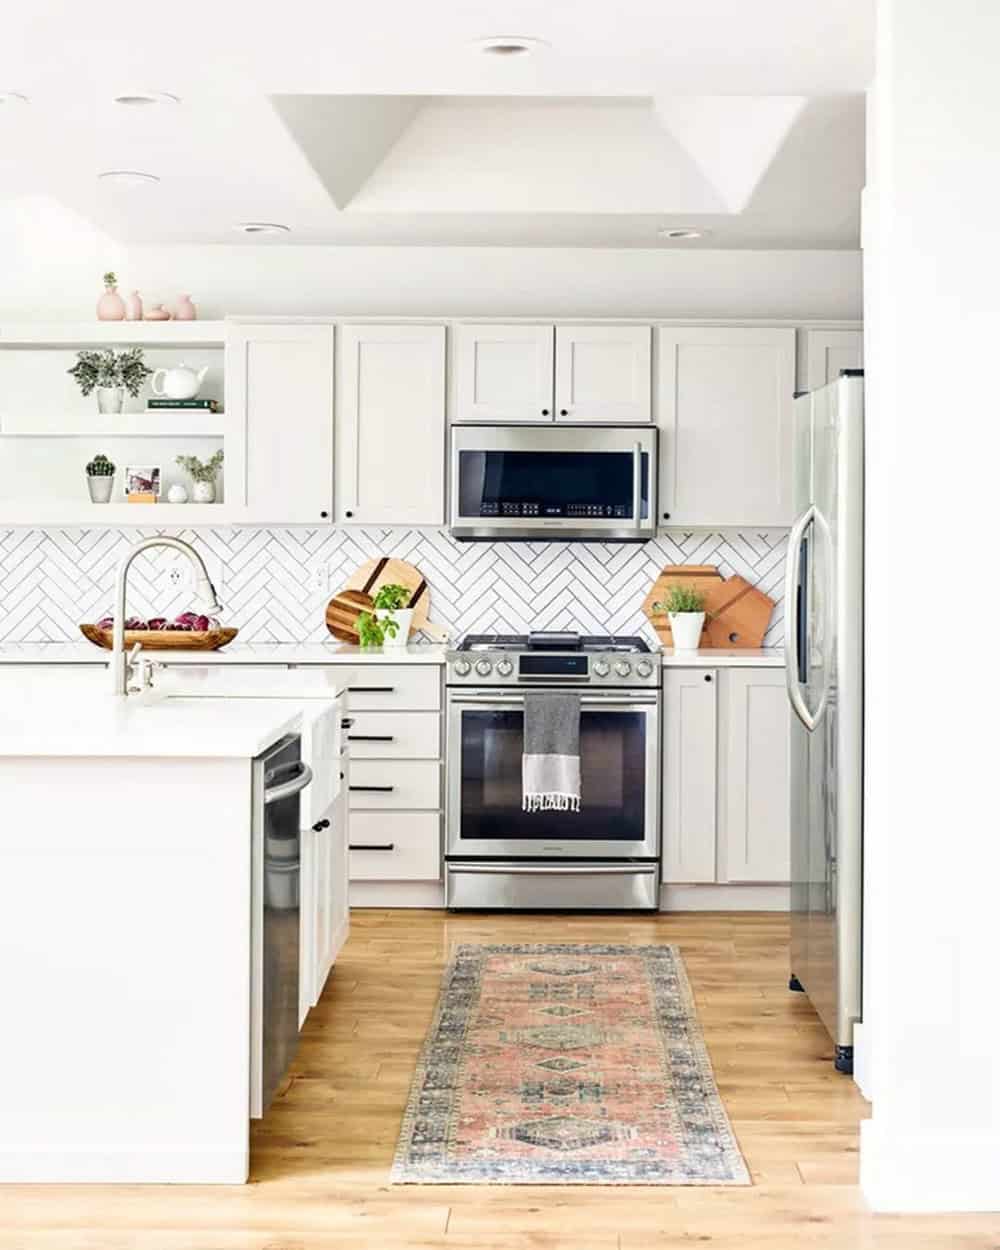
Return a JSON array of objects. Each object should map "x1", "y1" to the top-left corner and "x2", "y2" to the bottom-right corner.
[
  {"x1": 348, "y1": 760, "x2": 441, "y2": 810},
  {"x1": 349, "y1": 813, "x2": 441, "y2": 881},
  {"x1": 345, "y1": 711, "x2": 441, "y2": 759},
  {"x1": 346, "y1": 666, "x2": 441, "y2": 712}
]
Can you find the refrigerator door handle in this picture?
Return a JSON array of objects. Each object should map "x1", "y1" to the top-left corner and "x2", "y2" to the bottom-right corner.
[{"x1": 784, "y1": 505, "x2": 823, "y2": 733}]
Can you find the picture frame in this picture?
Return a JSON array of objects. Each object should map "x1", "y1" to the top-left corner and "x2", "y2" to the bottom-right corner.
[{"x1": 124, "y1": 465, "x2": 161, "y2": 500}]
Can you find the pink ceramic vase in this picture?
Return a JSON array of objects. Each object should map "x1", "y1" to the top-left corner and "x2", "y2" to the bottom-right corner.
[
  {"x1": 144, "y1": 303, "x2": 172, "y2": 322},
  {"x1": 174, "y1": 294, "x2": 197, "y2": 321},
  {"x1": 97, "y1": 284, "x2": 126, "y2": 321},
  {"x1": 124, "y1": 290, "x2": 144, "y2": 321}
]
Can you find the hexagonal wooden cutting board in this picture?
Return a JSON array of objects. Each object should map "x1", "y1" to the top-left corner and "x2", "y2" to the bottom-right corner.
[{"x1": 642, "y1": 564, "x2": 775, "y2": 648}]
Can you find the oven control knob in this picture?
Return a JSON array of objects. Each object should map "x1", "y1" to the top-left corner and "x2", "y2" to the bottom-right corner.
[
  {"x1": 614, "y1": 660, "x2": 632, "y2": 678},
  {"x1": 453, "y1": 658, "x2": 472, "y2": 677},
  {"x1": 636, "y1": 659, "x2": 654, "y2": 678},
  {"x1": 496, "y1": 659, "x2": 514, "y2": 677},
  {"x1": 592, "y1": 660, "x2": 610, "y2": 678},
  {"x1": 474, "y1": 659, "x2": 493, "y2": 677}
]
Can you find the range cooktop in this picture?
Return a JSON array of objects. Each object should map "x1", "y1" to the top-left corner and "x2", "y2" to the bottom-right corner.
[
  {"x1": 448, "y1": 631, "x2": 659, "y2": 688},
  {"x1": 457, "y1": 631, "x2": 652, "y2": 654}
]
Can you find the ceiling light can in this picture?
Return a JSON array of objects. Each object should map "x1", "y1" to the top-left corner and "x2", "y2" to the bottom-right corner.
[
  {"x1": 474, "y1": 36, "x2": 549, "y2": 57},
  {"x1": 98, "y1": 170, "x2": 161, "y2": 186},
  {"x1": 112, "y1": 91, "x2": 180, "y2": 107},
  {"x1": 233, "y1": 222, "x2": 291, "y2": 236},
  {"x1": 659, "y1": 228, "x2": 709, "y2": 240}
]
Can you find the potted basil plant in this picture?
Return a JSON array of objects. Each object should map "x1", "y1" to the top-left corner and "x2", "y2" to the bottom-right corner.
[
  {"x1": 372, "y1": 583, "x2": 413, "y2": 648},
  {"x1": 654, "y1": 583, "x2": 707, "y2": 652}
]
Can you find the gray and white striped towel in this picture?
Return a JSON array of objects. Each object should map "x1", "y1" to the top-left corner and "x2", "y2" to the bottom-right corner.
[{"x1": 522, "y1": 691, "x2": 581, "y2": 813}]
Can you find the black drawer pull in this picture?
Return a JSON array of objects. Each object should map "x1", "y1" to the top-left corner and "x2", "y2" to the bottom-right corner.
[
  {"x1": 349, "y1": 843, "x2": 395, "y2": 852},
  {"x1": 341, "y1": 717, "x2": 355, "y2": 729},
  {"x1": 349, "y1": 784, "x2": 395, "y2": 792},
  {"x1": 348, "y1": 734, "x2": 395, "y2": 742},
  {"x1": 312, "y1": 818, "x2": 330, "y2": 831},
  {"x1": 349, "y1": 686, "x2": 396, "y2": 693}
]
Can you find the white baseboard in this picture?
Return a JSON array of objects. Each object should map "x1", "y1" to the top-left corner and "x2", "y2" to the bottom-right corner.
[
  {"x1": 0, "y1": 1146, "x2": 248, "y2": 1184},
  {"x1": 350, "y1": 881, "x2": 445, "y2": 908},
  {"x1": 860, "y1": 1119, "x2": 1000, "y2": 1211},
  {"x1": 661, "y1": 883, "x2": 790, "y2": 911}
]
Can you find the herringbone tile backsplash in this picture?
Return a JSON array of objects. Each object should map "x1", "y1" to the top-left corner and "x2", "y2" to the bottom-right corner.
[{"x1": 0, "y1": 527, "x2": 788, "y2": 646}]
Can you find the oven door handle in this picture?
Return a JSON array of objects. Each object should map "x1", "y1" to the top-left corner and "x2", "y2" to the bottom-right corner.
[
  {"x1": 449, "y1": 695, "x2": 659, "y2": 708},
  {"x1": 448, "y1": 863, "x2": 655, "y2": 876}
]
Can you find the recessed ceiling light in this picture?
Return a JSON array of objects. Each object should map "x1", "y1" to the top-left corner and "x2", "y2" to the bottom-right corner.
[
  {"x1": 233, "y1": 222, "x2": 290, "y2": 235},
  {"x1": 659, "y1": 227, "x2": 709, "y2": 240},
  {"x1": 98, "y1": 170, "x2": 160, "y2": 186},
  {"x1": 113, "y1": 90, "x2": 180, "y2": 107},
  {"x1": 474, "y1": 35, "x2": 548, "y2": 57},
  {"x1": 0, "y1": 91, "x2": 29, "y2": 105}
]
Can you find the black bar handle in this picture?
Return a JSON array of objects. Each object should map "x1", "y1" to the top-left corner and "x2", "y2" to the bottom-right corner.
[
  {"x1": 349, "y1": 785, "x2": 395, "y2": 793},
  {"x1": 349, "y1": 843, "x2": 395, "y2": 852},
  {"x1": 348, "y1": 686, "x2": 396, "y2": 694},
  {"x1": 348, "y1": 734, "x2": 395, "y2": 742}
]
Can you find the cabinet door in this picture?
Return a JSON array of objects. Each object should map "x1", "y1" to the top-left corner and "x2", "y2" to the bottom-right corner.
[
  {"x1": 721, "y1": 669, "x2": 791, "y2": 883},
  {"x1": 298, "y1": 823, "x2": 317, "y2": 1027},
  {"x1": 226, "y1": 323, "x2": 334, "y2": 523},
  {"x1": 801, "y1": 329, "x2": 864, "y2": 391},
  {"x1": 555, "y1": 325, "x2": 652, "y2": 423},
  {"x1": 657, "y1": 327, "x2": 796, "y2": 527},
  {"x1": 662, "y1": 669, "x2": 718, "y2": 883},
  {"x1": 337, "y1": 324, "x2": 446, "y2": 524},
  {"x1": 452, "y1": 324, "x2": 554, "y2": 421}
]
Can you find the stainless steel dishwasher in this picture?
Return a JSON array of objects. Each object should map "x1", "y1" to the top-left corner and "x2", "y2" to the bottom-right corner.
[{"x1": 249, "y1": 734, "x2": 313, "y2": 1117}]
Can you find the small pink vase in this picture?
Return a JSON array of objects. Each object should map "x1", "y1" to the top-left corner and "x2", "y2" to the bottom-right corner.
[
  {"x1": 97, "y1": 284, "x2": 126, "y2": 321},
  {"x1": 144, "y1": 303, "x2": 172, "y2": 322},
  {"x1": 174, "y1": 294, "x2": 197, "y2": 321},
  {"x1": 124, "y1": 290, "x2": 144, "y2": 321}
]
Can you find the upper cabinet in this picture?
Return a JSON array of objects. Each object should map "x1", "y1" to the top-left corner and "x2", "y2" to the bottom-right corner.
[
  {"x1": 800, "y1": 328, "x2": 864, "y2": 391},
  {"x1": 452, "y1": 324, "x2": 554, "y2": 422},
  {"x1": 452, "y1": 323, "x2": 652, "y2": 423},
  {"x1": 336, "y1": 324, "x2": 446, "y2": 526},
  {"x1": 656, "y1": 326, "x2": 796, "y2": 528},
  {"x1": 227, "y1": 323, "x2": 334, "y2": 524}
]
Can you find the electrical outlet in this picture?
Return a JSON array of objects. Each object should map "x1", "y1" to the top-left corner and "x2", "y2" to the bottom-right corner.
[
  {"x1": 167, "y1": 566, "x2": 186, "y2": 587},
  {"x1": 308, "y1": 562, "x2": 329, "y2": 595}
]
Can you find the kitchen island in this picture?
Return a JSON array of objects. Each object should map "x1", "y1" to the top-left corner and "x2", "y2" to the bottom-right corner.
[{"x1": 0, "y1": 689, "x2": 337, "y2": 1184}]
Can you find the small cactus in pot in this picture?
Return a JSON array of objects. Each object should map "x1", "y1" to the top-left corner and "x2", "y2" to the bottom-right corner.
[{"x1": 85, "y1": 452, "x2": 116, "y2": 504}]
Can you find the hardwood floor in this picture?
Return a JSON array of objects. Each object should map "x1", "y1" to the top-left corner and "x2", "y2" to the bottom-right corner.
[{"x1": 2, "y1": 909, "x2": 998, "y2": 1249}]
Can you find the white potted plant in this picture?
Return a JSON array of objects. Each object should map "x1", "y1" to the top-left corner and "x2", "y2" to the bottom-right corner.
[
  {"x1": 654, "y1": 583, "x2": 707, "y2": 652},
  {"x1": 176, "y1": 450, "x2": 224, "y2": 503},
  {"x1": 67, "y1": 347, "x2": 152, "y2": 414},
  {"x1": 372, "y1": 583, "x2": 414, "y2": 648}
]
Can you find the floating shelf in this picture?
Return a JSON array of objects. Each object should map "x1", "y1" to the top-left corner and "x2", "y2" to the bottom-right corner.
[
  {"x1": 0, "y1": 412, "x2": 226, "y2": 438},
  {"x1": 0, "y1": 322, "x2": 227, "y2": 349},
  {"x1": 0, "y1": 503, "x2": 231, "y2": 527}
]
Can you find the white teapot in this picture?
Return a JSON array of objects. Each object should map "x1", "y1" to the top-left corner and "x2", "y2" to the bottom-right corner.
[{"x1": 150, "y1": 363, "x2": 208, "y2": 400}]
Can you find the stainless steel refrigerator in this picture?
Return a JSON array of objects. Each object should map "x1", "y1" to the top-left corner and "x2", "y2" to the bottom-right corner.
[{"x1": 785, "y1": 371, "x2": 863, "y2": 1074}]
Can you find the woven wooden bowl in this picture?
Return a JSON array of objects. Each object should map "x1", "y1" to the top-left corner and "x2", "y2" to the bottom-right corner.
[{"x1": 79, "y1": 625, "x2": 239, "y2": 652}]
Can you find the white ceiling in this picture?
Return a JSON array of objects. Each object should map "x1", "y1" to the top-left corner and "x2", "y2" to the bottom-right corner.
[{"x1": 0, "y1": 0, "x2": 873, "y2": 249}]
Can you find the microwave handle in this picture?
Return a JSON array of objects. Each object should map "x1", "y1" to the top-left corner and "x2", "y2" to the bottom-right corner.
[{"x1": 631, "y1": 442, "x2": 641, "y2": 528}]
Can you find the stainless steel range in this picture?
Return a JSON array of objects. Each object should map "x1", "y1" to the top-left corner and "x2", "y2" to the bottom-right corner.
[{"x1": 445, "y1": 631, "x2": 661, "y2": 911}]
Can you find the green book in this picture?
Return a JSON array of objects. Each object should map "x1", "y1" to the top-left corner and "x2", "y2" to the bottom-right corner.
[{"x1": 146, "y1": 398, "x2": 220, "y2": 411}]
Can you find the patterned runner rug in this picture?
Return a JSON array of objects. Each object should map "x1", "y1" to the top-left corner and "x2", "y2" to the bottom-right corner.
[{"x1": 391, "y1": 944, "x2": 750, "y2": 1185}]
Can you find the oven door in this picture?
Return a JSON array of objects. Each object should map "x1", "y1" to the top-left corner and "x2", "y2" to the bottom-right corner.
[
  {"x1": 446, "y1": 690, "x2": 660, "y2": 859},
  {"x1": 450, "y1": 424, "x2": 657, "y2": 541}
]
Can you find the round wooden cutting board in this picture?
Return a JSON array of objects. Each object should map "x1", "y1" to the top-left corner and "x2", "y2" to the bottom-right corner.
[{"x1": 325, "y1": 557, "x2": 446, "y2": 643}]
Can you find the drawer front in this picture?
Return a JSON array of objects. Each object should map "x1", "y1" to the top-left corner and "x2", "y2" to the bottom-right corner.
[
  {"x1": 349, "y1": 812, "x2": 441, "y2": 881},
  {"x1": 346, "y1": 711, "x2": 441, "y2": 759},
  {"x1": 346, "y1": 666, "x2": 441, "y2": 711},
  {"x1": 348, "y1": 760, "x2": 441, "y2": 810}
]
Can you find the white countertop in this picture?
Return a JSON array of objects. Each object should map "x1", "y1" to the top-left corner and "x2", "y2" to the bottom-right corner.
[
  {"x1": 0, "y1": 641, "x2": 448, "y2": 666},
  {"x1": 0, "y1": 692, "x2": 313, "y2": 758},
  {"x1": 660, "y1": 647, "x2": 785, "y2": 667}
]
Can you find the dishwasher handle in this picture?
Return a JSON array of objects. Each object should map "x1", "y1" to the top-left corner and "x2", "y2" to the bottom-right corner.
[{"x1": 264, "y1": 761, "x2": 313, "y2": 805}]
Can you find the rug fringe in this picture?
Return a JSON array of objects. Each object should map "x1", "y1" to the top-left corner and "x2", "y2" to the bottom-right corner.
[{"x1": 523, "y1": 793, "x2": 581, "y2": 812}]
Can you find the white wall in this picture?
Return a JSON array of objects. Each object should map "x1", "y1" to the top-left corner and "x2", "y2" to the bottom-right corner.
[
  {"x1": 0, "y1": 196, "x2": 861, "y2": 321},
  {"x1": 861, "y1": 0, "x2": 1000, "y2": 1213}
]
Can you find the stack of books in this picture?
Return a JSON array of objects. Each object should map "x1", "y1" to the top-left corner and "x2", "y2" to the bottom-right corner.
[{"x1": 146, "y1": 398, "x2": 221, "y2": 413}]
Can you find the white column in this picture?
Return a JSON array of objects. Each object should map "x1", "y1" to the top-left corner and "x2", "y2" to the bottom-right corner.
[{"x1": 861, "y1": 0, "x2": 1000, "y2": 1211}]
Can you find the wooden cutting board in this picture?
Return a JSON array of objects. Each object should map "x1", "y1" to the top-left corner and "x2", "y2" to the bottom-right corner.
[
  {"x1": 642, "y1": 564, "x2": 775, "y2": 648},
  {"x1": 325, "y1": 557, "x2": 447, "y2": 643}
]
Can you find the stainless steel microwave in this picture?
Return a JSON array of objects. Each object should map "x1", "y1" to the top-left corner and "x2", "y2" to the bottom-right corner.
[{"x1": 449, "y1": 424, "x2": 658, "y2": 542}]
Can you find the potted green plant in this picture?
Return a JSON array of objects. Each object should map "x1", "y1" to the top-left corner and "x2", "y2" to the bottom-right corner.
[
  {"x1": 85, "y1": 452, "x2": 116, "y2": 504},
  {"x1": 176, "y1": 450, "x2": 224, "y2": 503},
  {"x1": 372, "y1": 583, "x2": 413, "y2": 648},
  {"x1": 356, "y1": 610, "x2": 385, "y2": 649},
  {"x1": 67, "y1": 347, "x2": 153, "y2": 414},
  {"x1": 653, "y1": 583, "x2": 706, "y2": 652}
]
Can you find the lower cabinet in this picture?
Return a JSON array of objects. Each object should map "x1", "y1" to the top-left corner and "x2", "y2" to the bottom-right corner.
[{"x1": 662, "y1": 666, "x2": 791, "y2": 885}]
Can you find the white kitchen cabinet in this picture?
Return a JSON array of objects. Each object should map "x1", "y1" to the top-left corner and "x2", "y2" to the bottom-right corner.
[
  {"x1": 226, "y1": 323, "x2": 334, "y2": 524},
  {"x1": 554, "y1": 325, "x2": 652, "y2": 423},
  {"x1": 801, "y1": 328, "x2": 864, "y2": 392},
  {"x1": 451, "y1": 323, "x2": 554, "y2": 421},
  {"x1": 720, "y1": 669, "x2": 791, "y2": 883},
  {"x1": 662, "y1": 669, "x2": 719, "y2": 884},
  {"x1": 336, "y1": 324, "x2": 446, "y2": 525},
  {"x1": 656, "y1": 327, "x2": 796, "y2": 527}
]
